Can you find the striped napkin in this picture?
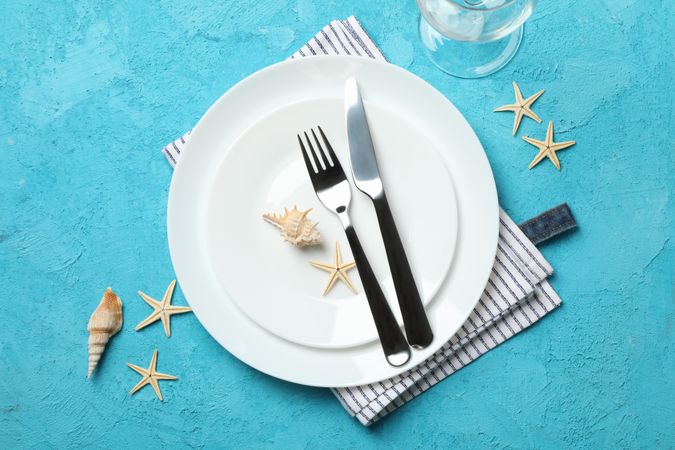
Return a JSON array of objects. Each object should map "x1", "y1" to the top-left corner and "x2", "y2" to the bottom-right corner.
[{"x1": 162, "y1": 16, "x2": 563, "y2": 426}]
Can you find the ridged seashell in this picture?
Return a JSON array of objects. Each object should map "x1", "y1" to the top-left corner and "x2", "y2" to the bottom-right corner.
[
  {"x1": 87, "y1": 288, "x2": 123, "y2": 378},
  {"x1": 263, "y1": 206, "x2": 322, "y2": 248}
]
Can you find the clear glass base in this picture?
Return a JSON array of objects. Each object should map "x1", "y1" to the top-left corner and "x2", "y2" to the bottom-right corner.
[{"x1": 418, "y1": 14, "x2": 523, "y2": 79}]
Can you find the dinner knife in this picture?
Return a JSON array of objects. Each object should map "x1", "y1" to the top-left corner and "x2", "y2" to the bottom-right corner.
[{"x1": 344, "y1": 77, "x2": 434, "y2": 349}]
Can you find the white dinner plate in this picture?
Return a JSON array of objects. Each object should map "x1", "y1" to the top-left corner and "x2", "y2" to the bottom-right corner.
[{"x1": 168, "y1": 56, "x2": 498, "y2": 387}]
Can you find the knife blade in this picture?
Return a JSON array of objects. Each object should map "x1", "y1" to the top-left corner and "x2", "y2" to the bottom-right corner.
[
  {"x1": 344, "y1": 77, "x2": 434, "y2": 349},
  {"x1": 344, "y1": 78, "x2": 383, "y2": 199}
]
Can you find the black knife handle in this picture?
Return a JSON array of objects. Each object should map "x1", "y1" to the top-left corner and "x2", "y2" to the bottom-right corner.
[
  {"x1": 344, "y1": 223, "x2": 410, "y2": 367},
  {"x1": 373, "y1": 194, "x2": 434, "y2": 348}
]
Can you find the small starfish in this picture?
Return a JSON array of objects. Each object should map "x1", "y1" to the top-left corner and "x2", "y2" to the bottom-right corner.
[
  {"x1": 522, "y1": 121, "x2": 576, "y2": 170},
  {"x1": 494, "y1": 81, "x2": 544, "y2": 135},
  {"x1": 127, "y1": 349, "x2": 177, "y2": 401},
  {"x1": 310, "y1": 241, "x2": 357, "y2": 295},
  {"x1": 135, "y1": 280, "x2": 192, "y2": 337}
]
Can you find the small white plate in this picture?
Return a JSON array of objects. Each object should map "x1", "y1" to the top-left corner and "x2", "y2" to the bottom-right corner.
[
  {"x1": 168, "y1": 56, "x2": 498, "y2": 387},
  {"x1": 207, "y1": 97, "x2": 457, "y2": 349}
]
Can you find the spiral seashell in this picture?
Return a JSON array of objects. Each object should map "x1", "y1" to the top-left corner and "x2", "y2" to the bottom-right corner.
[
  {"x1": 263, "y1": 206, "x2": 322, "y2": 247},
  {"x1": 87, "y1": 288, "x2": 123, "y2": 378}
]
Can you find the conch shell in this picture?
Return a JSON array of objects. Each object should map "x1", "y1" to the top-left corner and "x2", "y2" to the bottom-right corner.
[
  {"x1": 263, "y1": 206, "x2": 322, "y2": 247},
  {"x1": 87, "y1": 288, "x2": 123, "y2": 378}
]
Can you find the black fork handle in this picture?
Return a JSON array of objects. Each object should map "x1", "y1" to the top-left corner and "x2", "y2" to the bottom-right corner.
[
  {"x1": 344, "y1": 223, "x2": 410, "y2": 367},
  {"x1": 373, "y1": 194, "x2": 434, "y2": 348}
]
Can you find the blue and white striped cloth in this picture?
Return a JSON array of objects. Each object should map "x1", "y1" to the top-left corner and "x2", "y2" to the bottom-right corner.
[{"x1": 163, "y1": 16, "x2": 562, "y2": 426}]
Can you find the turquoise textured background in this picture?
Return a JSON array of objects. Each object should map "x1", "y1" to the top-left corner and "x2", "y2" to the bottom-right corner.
[{"x1": 1, "y1": 1, "x2": 673, "y2": 448}]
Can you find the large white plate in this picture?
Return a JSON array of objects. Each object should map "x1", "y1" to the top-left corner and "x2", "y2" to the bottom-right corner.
[{"x1": 168, "y1": 56, "x2": 499, "y2": 387}]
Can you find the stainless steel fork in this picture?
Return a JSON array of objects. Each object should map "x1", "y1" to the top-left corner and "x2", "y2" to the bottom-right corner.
[{"x1": 298, "y1": 127, "x2": 411, "y2": 367}]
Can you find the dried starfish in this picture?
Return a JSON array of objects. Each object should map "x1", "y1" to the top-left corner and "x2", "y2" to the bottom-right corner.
[
  {"x1": 127, "y1": 349, "x2": 177, "y2": 401},
  {"x1": 522, "y1": 121, "x2": 576, "y2": 170},
  {"x1": 494, "y1": 81, "x2": 544, "y2": 135},
  {"x1": 135, "y1": 280, "x2": 192, "y2": 337},
  {"x1": 310, "y1": 241, "x2": 357, "y2": 295}
]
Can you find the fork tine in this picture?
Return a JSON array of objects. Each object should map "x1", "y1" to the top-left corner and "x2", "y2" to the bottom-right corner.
[
  {"x1": 311, "y1": 128, "x2": 333, "y2": 167},
  {"x1": 304, "y1": 131, "x2": 326, "y2": 171},
  {"x1": 298, "y1": 134, "x2": 318, "y2": 177},
  {"x1": 317, "y1": 126, "x2": 342, "y2": 171}
]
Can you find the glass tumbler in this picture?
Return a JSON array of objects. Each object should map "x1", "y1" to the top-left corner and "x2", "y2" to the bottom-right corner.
[{"x1": 417, "y1": 0, "x2": 536, "y2": 78}]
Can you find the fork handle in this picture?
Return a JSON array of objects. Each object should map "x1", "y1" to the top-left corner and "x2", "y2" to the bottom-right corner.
[
  {"x1": 343, "y1": 221, "x2": 411, "y2": 367},
  {"x1": 373, "y1": 194, "x2": 434, "y2": 349}
]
